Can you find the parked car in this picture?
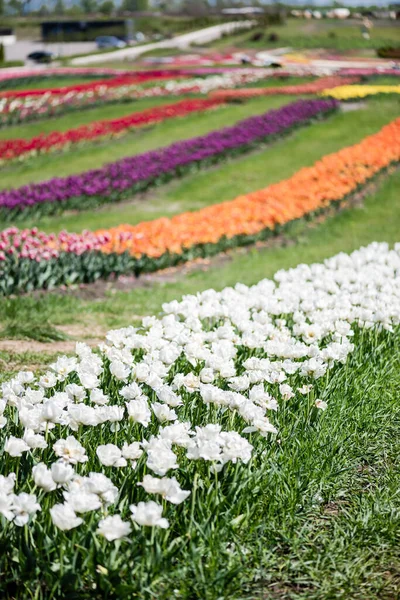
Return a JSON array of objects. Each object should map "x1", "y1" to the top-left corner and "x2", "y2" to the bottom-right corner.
[
  {"x1": 95, "y1": 36, "x2": 126, "y2": 49},
  {"x1": 26, "y1": 51, "x2": 55, "y2": 64}
]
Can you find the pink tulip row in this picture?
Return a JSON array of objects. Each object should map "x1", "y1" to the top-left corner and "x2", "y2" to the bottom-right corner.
[{"x1": 0, "y1": 226, "x2": 110, "y2": 263}]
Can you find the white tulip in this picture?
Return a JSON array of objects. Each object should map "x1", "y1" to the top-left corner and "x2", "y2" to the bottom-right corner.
[
  {"x1": 50, "y1": 503, "x2": 83, "y2": 531},
  {"x1": 97, "y1": 515, "x2": 132, "y2": 541},
  {"x1": 130, "y1": 501, "x2": 169, "y2": 529}
]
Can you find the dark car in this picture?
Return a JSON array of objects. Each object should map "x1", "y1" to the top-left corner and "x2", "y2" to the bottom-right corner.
[{"x1": 27, "y1": 51, "x2": 55, "y2": 64}]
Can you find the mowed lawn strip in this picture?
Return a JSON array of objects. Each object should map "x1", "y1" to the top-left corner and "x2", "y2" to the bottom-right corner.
[
  {"x1": 15, "y1": 96, "x2": 400, "y2": 234},
  {"x1": 0, "y1": 76, "x2": 99, "y2": 92},
  {"x1": 0, "y1": 96, "x2": 299, "y2": 189}
]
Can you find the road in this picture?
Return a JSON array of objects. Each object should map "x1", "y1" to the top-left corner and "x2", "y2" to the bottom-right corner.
[
  {"x1": 5, "y1": 41, "x2": 97, "y2": 63},
  {"x1": 71, "y1": 21, "x2": 253, "y2": 65}
]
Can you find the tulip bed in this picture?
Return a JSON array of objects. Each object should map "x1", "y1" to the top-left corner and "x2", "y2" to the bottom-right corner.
[
  {"x1": 209, "y1": 75, "x2": 360, "y2": 100},
  {"x1": 0, "y1": 98, "x2": 338, "y2": 221},
  {"x1": 0, "y1": 66, "x2": 251, "y2": 90},
  {"x1": 0, "y1": 243, "x2": 400, "y2": 598},
  {"x1": 321, "y1": 84, "x2": 400, "y2": 101},
  {"x1": 338, "y1": 68, "x2": 400, "y2": 77},
  {"x1": 0, "y1": 70, "x2": 276, "y2": 129},
  {"x1": 0, "y1": 98, "x2": 226, "y2": 165},
  {"x1": 0, "y1": 116, "x2": 399, "y2": 296},
  {"x1": 0, "y1": 71, "x2": 193, "y2": 99}
]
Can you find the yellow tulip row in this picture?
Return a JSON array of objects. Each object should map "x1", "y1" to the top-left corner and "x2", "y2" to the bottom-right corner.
[{"x1": 321, "y1": 84, "x2": 400, "y2": 100}]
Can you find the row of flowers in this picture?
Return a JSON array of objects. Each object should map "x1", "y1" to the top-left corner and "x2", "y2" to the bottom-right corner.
[
  {"x1": 209, "y1": 75, "x2": 360, "y2": 100},
  {"x1": 0, "y1": 70, "x2": 277, "y2": 128},
  {"x1": 0, "y1": 99, "x2": 338, "y2": 220},
  {"x1": 0, "y1": 97, "x2": 226, "y2": 165},
  {"x1": 0, "y1": 70, "x2": 195, "y2": 99},
  {"x1": 0, "y1": 117, "x2": 399, "y2": 295},
  {"x1": 337, "y1": 68, "x2": 400, "y2": 77},
  {"x1": 0, "y1": 65, "x2": 249, "y2": 88},
  {"x1": 321, "y1": 84, "x2": 400, "y2": 100},
  {"x1": 0, "y1": 242, "x2": 398, "y2": 596}
]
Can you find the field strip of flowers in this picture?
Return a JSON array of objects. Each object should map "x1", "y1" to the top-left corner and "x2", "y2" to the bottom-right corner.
[
  {"x1": 0, "y1": 116, "x2": 399, "y2": 296},
  {"x1": 321, "y1": 84, "x2": 400, "y2": 100},
  {"x1": 0, "y1": 66, "x2": 254, "y2": 89},
  {"x1": 0, "y1": 99, "x2": 338, "y2": 221},
  {"x1": 0, "y1": 242, "x2": 399, "y2": 597},
  {"x1": 0, "y1": 70, "x2": 277, "y2": 129},
  {"x1": 0, "y1": 98, "x2": 227, "y2": 166},
  {"x1": 209, "y1": 75, "x2": 360, "y2": 100},
  {"x1": 0, "y1": 71, "x2": 195, "y2": 99}
]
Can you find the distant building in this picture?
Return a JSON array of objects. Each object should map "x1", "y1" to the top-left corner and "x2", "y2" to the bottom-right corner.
[{"x1": 41, "y1": 20, "x2": 128, "y2": 43}]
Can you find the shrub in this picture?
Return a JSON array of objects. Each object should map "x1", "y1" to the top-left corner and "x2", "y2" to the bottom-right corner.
[{"x1": 377, "y1": 46, "x2": 400, "y2": 59}]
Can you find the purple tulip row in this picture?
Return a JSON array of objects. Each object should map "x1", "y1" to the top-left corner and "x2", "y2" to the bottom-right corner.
[{"x1": 0, "y1": 98, "x2": 338, "y2": 221}]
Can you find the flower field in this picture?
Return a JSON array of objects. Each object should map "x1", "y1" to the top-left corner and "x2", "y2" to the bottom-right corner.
[
  {"x1": 0, "y1": 114, "x2": 398, "y2": 295},
  {"x1": 209, "y1": 75, "x2": 360, "y2": 100},
  {"x1": 1, "y1": 243, "x2": 400, "y2": 597},
  {"x1": 0, "y1": 70, "x2": 277, "y2": 128},
  {"x1": 1, "y1": 55, "x2": 400, "y2": 599},
  {"x1": 0, "y1": 98, "x2": 337, "y2": 219},
  {"x1": 0, "y1": 98, "x2": 225, "y2": 165}
]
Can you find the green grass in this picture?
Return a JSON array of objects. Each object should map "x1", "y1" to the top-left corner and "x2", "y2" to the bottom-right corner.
[
  {"x1": 1, "y1": 76, "x2": 98, "y2": 92},
  {"x1": 0, "y1": 95, "x2": 300, "y2": 189},
  {"x1": 0, "y1": 296, "x2": 71, "y2": 342},
  {"x1": 13, "y1": 96, "x2": 400, "y2": 235},
  {"x1": 0, "y1": 350, "x2": 59, "y2": 384},
  {"x1": 367, "y1": 76, "x2": 400, "y2": 86},
  {"x1": 238, "y1": 328, "x2": 400, "y2": 600},
  {"x1": 210, "y1": 17, "x2": 400, "y2": 51}
]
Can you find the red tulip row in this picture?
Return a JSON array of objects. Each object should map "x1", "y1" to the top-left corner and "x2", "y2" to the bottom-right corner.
[
  {"x1": 0, "y1": 70, "x2": 192, "y2": 99},
  {"x1": 0, "y1": 98, "x2": 225, "y2": 164}
]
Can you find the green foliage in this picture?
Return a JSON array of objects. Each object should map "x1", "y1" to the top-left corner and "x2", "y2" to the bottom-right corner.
[
  {"x1": 0, "y1": 60, "x2": 24, "y2": 68},
  {"x1": 121, "y1": 0, "x2": 148, "y2": 10},
  {"x1": 98, "y1": 0, "x2": 114, "y2": 15},
  {"x1": 0, "y1": 44, "x2": 4, "y2": 62},
  {"x1": 54, "y1": 0, "x2": 65, "y2": 15},
  {"x1": 377, "y1": 46, "x2": 400, "y2": 59}
]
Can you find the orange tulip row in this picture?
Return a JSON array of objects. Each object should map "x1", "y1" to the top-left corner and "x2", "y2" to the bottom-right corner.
[{"x1": 96, "y1": 117, "x2": 400, "y2": 260}]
